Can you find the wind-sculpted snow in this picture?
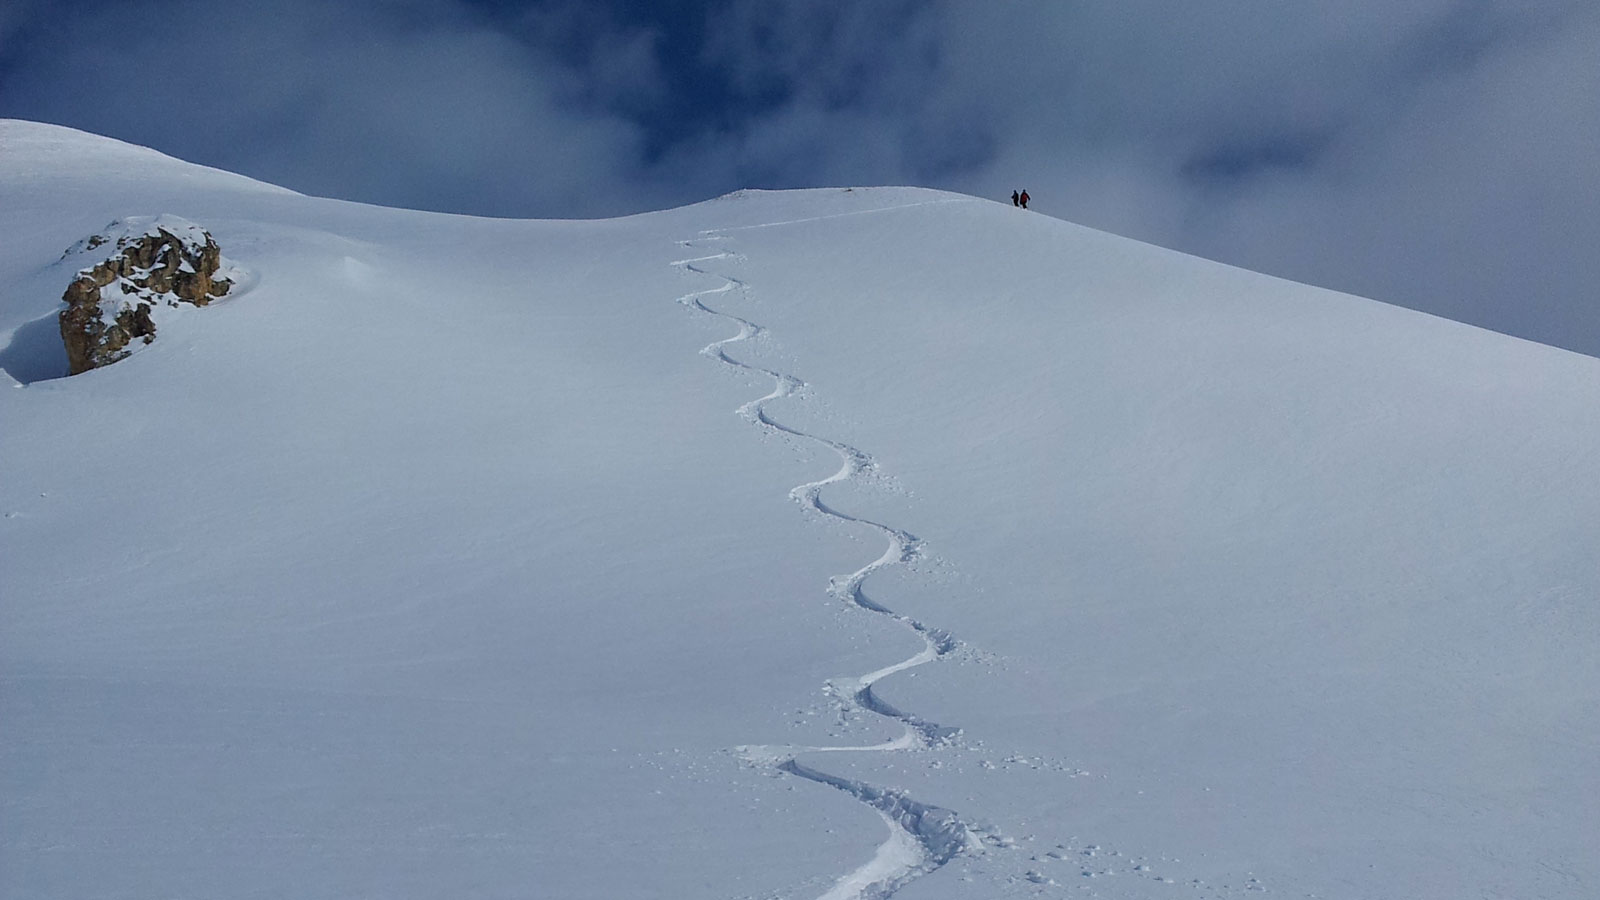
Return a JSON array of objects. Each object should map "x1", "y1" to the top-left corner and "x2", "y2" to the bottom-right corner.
[
  {"x1": 672, "y1": 229, "x2": 975, "y2": 899},
  {"x1": 11, "y1": 127, "x2": 1599, "y2": 900}
]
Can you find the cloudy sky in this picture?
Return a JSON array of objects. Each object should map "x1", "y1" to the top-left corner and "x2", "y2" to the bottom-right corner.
[{"x1": 2, "y1": 1, "x2": 1596, "y2": 356}]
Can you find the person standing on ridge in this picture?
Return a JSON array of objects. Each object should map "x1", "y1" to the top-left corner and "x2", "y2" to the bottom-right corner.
[
  {"x1": 1019, "y1": 189, "x2": 1030, "y2": 209},
  {"x1": 1011, "y1": 190, "x2": 1020, "y2": 207}
]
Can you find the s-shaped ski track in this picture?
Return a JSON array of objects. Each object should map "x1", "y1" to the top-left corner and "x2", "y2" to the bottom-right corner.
[{"x1": 671, "y1": 219, "x2": 977, "y2": 900}]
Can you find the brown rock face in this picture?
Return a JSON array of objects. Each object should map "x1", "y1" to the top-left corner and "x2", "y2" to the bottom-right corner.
[{"x1": 58, "y1": 219, "x2": 235, "y2": 375}]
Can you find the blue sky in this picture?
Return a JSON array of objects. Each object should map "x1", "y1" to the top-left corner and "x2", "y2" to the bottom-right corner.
[{"x1": 2, "y1": 0, "x2": 1596, "y2": 356}]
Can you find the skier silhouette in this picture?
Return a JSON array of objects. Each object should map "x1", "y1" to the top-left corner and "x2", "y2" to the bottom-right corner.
[
  {"x1": 1019, "y1": 190, "x2": 1030, "y2": 209},
  {"x1": 1011, "y1": 190, "x2": 1020, "y2": 207}
]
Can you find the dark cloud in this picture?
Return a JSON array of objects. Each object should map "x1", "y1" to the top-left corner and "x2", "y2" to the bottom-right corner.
[{"x1": 1, "y1": 1, "x2": 1595, "y2": 355}]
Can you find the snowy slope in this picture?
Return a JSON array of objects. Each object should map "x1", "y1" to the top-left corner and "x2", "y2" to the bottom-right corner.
[{"x1": 2, "y1": 120, "x2": 1597, "y2": 900}]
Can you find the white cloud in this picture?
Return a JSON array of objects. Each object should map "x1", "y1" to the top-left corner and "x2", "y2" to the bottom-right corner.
[
  {"x1": 915, "y1": 1, "x2": 1600, "y2": 354},
  {"x1": 0, "y1": 0, "x2": 650, "y2": 216}
]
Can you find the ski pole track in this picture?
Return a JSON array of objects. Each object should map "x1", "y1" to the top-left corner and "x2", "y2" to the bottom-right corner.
[{"x1": 672, "y1": 232, "x2": 978, "y2": 900}]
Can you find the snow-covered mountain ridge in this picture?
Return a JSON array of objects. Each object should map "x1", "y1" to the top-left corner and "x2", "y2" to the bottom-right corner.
[{"x1": 3, "y1": 120, "x2": 1597, "y2": 900}]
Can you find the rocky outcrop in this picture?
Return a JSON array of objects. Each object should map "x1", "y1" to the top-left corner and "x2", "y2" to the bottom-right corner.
[{"x1": 58, "y1": 216, "x2": 240, "y2": 374}]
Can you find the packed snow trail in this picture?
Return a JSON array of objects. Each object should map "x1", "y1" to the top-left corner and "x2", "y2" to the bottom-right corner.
[{"x1": 672, "y1": 231, "x2": 976, "y2": 900}]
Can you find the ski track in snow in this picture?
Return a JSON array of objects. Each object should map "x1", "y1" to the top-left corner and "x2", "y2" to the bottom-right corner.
[{"x1": 671, "y1": 214, "x2": 978, "y2": 900}]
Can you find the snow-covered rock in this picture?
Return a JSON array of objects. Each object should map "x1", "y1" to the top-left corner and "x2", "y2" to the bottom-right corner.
[{"x1": 58, "y1": 215, "x2": 239, "y2": 373}]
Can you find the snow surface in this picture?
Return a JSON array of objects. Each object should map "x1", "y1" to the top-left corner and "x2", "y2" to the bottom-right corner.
[{"x1": 3, "y1": 120, "x2": 1598, "y2": 900}]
